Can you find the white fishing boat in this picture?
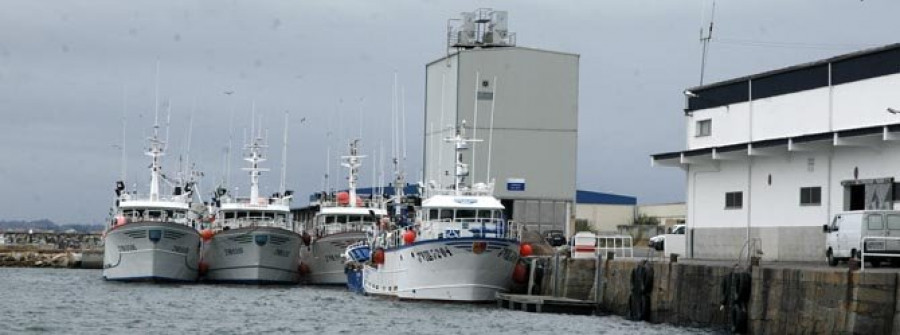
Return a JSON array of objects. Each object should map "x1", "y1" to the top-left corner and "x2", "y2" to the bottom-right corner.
[
  {"x1": 103, "y1": 119, "x2": 201, "y2": 282},
  {"x1": 300, "y1": 139, "x2": 387, "y2": 285},
  {"x1": 362, "y1": 123, "x2": 521, "y2": 301},
  {"x1": 203, "y1": 116, "x2": 301, "y2": 284}
]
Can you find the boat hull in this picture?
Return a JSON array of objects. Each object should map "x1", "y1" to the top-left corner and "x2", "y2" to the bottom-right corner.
[
  {"x1": 363, "y1": 238, "x2": 520, "y2": 301},
  {"x1": 203, "y1": 227, "x2": 301, "y2": 284},
  {"x1": 102, "y1": 221, "x2": 201, "y2": 282},
  {"x1": 300, "y1": 232, "x2": 367, "y2": 285}
]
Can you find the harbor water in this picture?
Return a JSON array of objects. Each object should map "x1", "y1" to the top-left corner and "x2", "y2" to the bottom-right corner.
[{"x1": 0, "y1": 268, "x2": 717, "y2": 334}]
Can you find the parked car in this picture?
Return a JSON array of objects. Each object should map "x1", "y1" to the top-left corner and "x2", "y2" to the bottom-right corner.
[
  {"x1": 824, "y1": 210, "x2": 900, "y2": 267},
  {"x1": 649, "y1": 224, "x2": 685, "y2": 251},
  {"x1": 544, "y1": 230, "x2": 567, "y2": 247}
]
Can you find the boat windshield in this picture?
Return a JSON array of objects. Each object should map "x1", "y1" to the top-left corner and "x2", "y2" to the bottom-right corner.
[
  {"x1": 119, "y1": 208, "x2": 189, "y2": 225},
  {"x1": 315, "y1": 214, "x2": 378, "y2": 235},
  {"x1": 219, "y1": 210, "x2": 289, "y2": 229},
  {"x1": 424, "y1": 208, "x2": 502, "y2": 223}
]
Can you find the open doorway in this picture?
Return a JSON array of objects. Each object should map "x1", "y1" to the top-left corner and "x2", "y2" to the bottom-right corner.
[
  {"x1": 843, "y1": 178, "x2": 893, "y2": 211},
  {"x1": 847, "y1": 185, "x2": 865, "y2": 211}
]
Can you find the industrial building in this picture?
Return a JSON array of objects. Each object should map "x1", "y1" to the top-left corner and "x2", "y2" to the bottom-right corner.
[
  {"x1": 422, "y1": 9, "x2": 579, "y2": 235},
  {"x1": 653, "y1": 43, "x2": 900, "y2": 261},
  {"x1": 574, "y1": 190, "x2": 685, "y2": 234}
]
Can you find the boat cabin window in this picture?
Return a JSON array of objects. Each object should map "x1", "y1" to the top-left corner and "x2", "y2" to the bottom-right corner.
[
  {"x1": 478, "y1": 210, "x2": 493, "y2": 220},
  {"x1": 456, "y1": 210, "x2": 476, "y2": 219},
  {"x1": 440, "y1": 209, "x2": 454, "y2": 221},
  {"x1": 224, "y1": 212, "x2": 236, "y2": 220},
  {"x1": 236, "y1": 212, "x2": 249, "y2": 219},
  {"x1": 147, "y1": 210, "x2": 163, "y2": 220},
  {"x1": 429, "y1": 209, "x2": 438, "y2": 221},
  {"x1": 336, "y1": 215, "x2": 347, "y2": 224},
  {"x1": 264, "y1": 212, "x2": 275, "y2": 220},
  {"x1": 174, "y1": 211, "x2": 186, "y2": 220},
  {"x1": 276, "y1": 214, "x2": 286, "y2": 223}
]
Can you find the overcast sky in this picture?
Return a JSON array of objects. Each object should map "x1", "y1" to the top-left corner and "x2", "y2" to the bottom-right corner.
[{"x1": 0, "y1": 0, "x2": 897, "y2": 224}]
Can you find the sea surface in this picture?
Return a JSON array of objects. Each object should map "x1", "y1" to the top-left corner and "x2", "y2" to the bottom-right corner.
[{"x1": 0, "y1": 268, "x2": 719, "y2": 334}]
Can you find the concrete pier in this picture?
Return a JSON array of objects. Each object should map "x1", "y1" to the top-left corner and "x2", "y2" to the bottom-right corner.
[{"x1": 530, "y1": 257, "x2": 900, "y2": 334}]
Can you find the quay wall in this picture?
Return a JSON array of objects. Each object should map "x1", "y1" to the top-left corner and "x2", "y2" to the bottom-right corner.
[{"x1": 539, "y1": 257, "x2": 900, "y2": 334}]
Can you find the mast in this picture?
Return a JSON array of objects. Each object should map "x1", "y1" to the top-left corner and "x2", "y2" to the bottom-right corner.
[
  {"x1": 148, "y1": 61, "x2": 164, "y2": 202},
  {"x1": 120, "y1": 85, "x2": 128, "y2": 182},
  {"x1": 280, "y1": 111, "x2": 289, "y2": 194},
  {"x1": 243, "y1": 119, "x2": 269, "y2": 204},
  {"x1": 444, "y1": 120, "x2": 482, "y2": 195},
  {"x1": 341, "y1": 139, "x2": 364, "y2": 208},
  {"x1": 486, "y1": 75, "x2": 498, "y2": 182}
]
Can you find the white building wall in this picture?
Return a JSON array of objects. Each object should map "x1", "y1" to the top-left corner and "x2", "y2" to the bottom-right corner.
[
  {"x1": 832, "y1": 74, "x2": 900, "y2": 131},
  {"x1": 687, "y1": 104, "x2": 750, "y2": 150},
  {"x1": 751, "y1": 87, "x2": 831, "y2": 140},
  {"x1": 686, "y1": 72, "x2": 900, "y2": 150},
  {"x1": 686, "y1": 144, "x2": 900, "y2": 261}
]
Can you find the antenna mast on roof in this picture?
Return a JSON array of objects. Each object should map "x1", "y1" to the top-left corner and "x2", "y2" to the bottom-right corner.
[
  {"x1": 446, "y1": 8, "x2": 515, "y2": 56},
  {"x1": 699, "y1": 0, "x2": 716, "y2": 85}
]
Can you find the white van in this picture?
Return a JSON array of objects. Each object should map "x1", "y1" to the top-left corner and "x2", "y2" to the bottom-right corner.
[{"x1": 824, "y1": 210, "x2": 900, "y2": 267}]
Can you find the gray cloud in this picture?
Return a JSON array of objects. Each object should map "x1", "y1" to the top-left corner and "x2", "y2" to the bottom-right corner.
[{"x1": 0, "y1": 0, "x2": 897, "y2": 223}]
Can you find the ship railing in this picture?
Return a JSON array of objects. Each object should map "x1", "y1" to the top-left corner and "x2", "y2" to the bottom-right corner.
[
  {"x1": 222, "y1": 197, "x2": 290, "y2": 207},
  {"x1": 216, "y1": 218, "x2": 290, "y2": 230},
  {"x1": 375, "y1": 218, "x2": 518, "y2": 248},
  {"x1": 317, "y1": 199, "x2": 385, "y2": 209},
  {"x1": 119, "y1": 193, "x2": 190, "y2": 204},
  {"x1": 426, "y1": 188, "x2": 495, "y2": 197},
  {"x1": 316, "y1": 222, "x2": 374, "y2": 236}
]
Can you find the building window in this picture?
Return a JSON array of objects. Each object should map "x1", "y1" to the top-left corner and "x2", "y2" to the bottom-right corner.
[
  {"x1": 725, "y1": 191, "x2": 743, "y2": 209},
  {"x1": 696, "y1": 119, "x2": 712, "y2": 137},
  {"x1": 800, "y1": 187, "x2": 822, "y2": 206}
]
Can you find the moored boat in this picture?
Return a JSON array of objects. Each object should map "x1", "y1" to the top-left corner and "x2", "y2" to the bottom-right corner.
[
  {"x1": 103, "y1": 119, "x2": 201, "y2": 282},
  {"x1": 362, "y1": 123, "x2": 521, "y2": 301},
  {"x1": 202, "y1": 117, "x2": 301, "y2": 284},
  {"x1": 300, "y1": 139, "x2": 387, "y2": 285}
]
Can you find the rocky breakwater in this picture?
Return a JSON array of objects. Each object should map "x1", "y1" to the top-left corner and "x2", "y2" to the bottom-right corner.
[
  {"x1": 0, "y1": 248, "x2": 103, "y2": 269},
  {"x1": 0, "y1": 232, "x2": 104, "y2": 269}
]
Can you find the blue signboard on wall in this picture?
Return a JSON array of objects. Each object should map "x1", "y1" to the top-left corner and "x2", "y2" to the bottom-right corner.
[{"x1": 507, "y1": 178, "x2": 525, "y2": 191}]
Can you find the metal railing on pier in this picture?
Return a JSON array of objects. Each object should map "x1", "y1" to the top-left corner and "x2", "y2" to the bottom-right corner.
[{"x1": 860, "y1": 236, "x2": 900, "y2": 271}]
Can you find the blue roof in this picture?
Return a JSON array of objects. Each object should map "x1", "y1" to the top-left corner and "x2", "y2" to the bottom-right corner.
[{"x1": 576, "y1": 190, "x2": 637, "y2": 205}]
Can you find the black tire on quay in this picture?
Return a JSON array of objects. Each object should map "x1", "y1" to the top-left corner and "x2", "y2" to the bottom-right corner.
[
  {"x1": 827, "y1": 249, "x2": 838, "y2": 267},
  {"x1": 730, "y1": 303, "x2": 748, "y2": 333}
]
